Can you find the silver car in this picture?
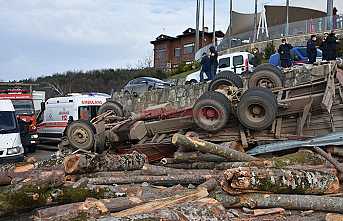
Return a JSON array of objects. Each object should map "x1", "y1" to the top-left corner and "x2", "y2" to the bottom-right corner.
[{"x1": 123, "y1": 77, "x2": 174, "y2": 96}]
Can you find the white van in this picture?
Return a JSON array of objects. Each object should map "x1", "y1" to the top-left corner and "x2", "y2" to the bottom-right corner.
[
  {"x1": 0, "y1": 100, "x2": 24, "y2": 162},
  {"x1": 37, "y1": 93, "x2": 110, "y2": 141},
  {"x1": 185, "y1": 52, "x2": 255, "y2": 84}
]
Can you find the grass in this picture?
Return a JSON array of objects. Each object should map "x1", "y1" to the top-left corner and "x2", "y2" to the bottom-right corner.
[{"x1": 168, "y1": 68, "x2": 200, "y2": 79}]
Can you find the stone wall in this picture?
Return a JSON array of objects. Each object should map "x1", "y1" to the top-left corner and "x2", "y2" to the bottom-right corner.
[{"x1": 112, "y1": 83, "x2": 209, "y2": 113}]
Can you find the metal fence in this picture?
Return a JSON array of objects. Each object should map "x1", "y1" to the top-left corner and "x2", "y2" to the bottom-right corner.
[{"x1": 218, "y1": 14, "x2": 343, "y2": 52}]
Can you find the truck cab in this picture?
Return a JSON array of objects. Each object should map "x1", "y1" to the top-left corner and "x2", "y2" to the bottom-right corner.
[
  {"x1": 0, "y1": 100, "x2": 24, "y2": 163},
  {"x1": 37, "y1": 93, "x2": 110, "y2": 142},
  {"x1": 0, "y1": 83, "x2": 39, "y2": 153}
]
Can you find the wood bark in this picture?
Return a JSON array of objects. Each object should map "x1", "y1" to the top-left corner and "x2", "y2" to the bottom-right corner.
[
  {"x1": 213, "y1": 192, "x2": 343, "y2": 213},
  {"x1": 110, "y1": 198, "x2": 229, "y2": 221},
  {"x1": 173, "y1": 151, "x2": 229, "y2": 162},
  {"x1": 88, "y1": 174, "x2": 218, "y2": 186},
  {"x1": 220, "y1": 167, "x2": 339, "y2": 195},
  {"x1": 64, "y1": 151, "x2": 146, "y2": 175},
  {"x1": 163, "y1": 161, "x2": 273, "y2": 170},
  {"x1": 172, "y1": 133, "x2": 257, "y2": 161}
]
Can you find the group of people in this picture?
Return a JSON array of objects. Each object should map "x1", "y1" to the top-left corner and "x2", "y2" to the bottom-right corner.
[
  {"x1": 278, "y1": 32, "x2": 339, "y2": 68},
  {"x1": 200, "y1": 46, "x2": 218, "y2": 82}
]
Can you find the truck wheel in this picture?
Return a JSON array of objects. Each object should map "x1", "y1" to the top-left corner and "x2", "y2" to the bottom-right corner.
[
  {"x1": 249, "y1": 65, "x2": 284, "y2": 89},
  {"x1": 98, "y1": 101, "x2": 124, "y2": 117},
  {"x1": 66, "y1": 120, "x2": 96, "y2": 151},
  {"x1": 193, "y1": 91, "x2": 231, "y2": 132},
  {"x1": 237, "y1": 88, "x2": 277, "y2": 131},
  {"x1": 208, "y1": 71, "x2": 243, "y2": 91}
]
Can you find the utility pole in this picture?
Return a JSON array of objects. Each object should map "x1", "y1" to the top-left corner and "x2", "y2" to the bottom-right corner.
[
  {"x1": 212, "y1": 0, "x2": 216, "y2": 46},
  {"x1": 327, "y1": 0, "x2": 333, "y2": 31},
  {"x1": 229, "y1": 0, "x2": 233, "y2": 48},
  {"x1": 202, "y1": 0, "x2": 205, "y2": 47},
  {"x1": 195, "y1": 0, "x2": 200, "y2": 52},
  {"x1": 253, "y1": 0, "x2": 258, "y2": 42},
  {"x1": 285, "y1": 0, "x2": 289, "y2": 36}
]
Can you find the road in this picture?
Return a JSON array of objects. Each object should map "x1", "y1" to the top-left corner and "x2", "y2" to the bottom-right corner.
[{"x1": 26, "y1": 144, "x2": 59, "y2": 161}]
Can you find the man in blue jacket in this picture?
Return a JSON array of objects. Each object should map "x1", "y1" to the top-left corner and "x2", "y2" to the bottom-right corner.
[{"x1": 200, "y1": 52, "x2": 211, "y2": 82}]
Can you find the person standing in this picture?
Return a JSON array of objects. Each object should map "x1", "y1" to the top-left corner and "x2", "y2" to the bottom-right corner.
[
  {"x1": 200, "y1": 52, "x2": 211, "y2": 82},
  {"x1": 327, "y1": 32, "x2": 338, "y2": 61},
  {"x1": 320, "y1": 33, "x2": 329, "y2": 61},
  {"x1": 307, "y1": 35, "x2": 317, "y2": 64},
  {"x1": 278, "y1": 38, "x2": 293, "y2": 68},
  {"x1": 209, "y1": 46, "x2": 218, "y2": 79},
  {"x1": 252, "y1": 48, "x2": 262, "y2": 67}
]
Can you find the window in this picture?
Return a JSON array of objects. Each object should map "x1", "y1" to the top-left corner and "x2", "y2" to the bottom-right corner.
[
  {"x1": 248, "y1": 54, "x2": 255, "y2": 65},
  {"x1": 218, "y1": 57, "x2": 230, "y2": 68},
  {"x1": 78, "y1": 106, "x2": 100, "y2": 121},
  {"x1": 156, "y1": 48, "x2": 166, "y2": 61},
  {"x1": 233, "y1": 55, "x2": 244, "y2": 66},
  {"x1": 184, "y1": 43, "x2": 194, "y2": 54},
  {"x1": 174, "y1": 48, "x2": 181, "y2": 57},
  {"x1": 11, "y1": 99, "x2": 35, "y2": 115},
  {"x1": 0, "y1": 111, "x2": 18, "y2": 133}
]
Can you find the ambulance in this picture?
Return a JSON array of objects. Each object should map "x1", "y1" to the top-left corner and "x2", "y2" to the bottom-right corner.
[
  {"x1": 0, "y1": 100, "x2": 24, "y2": 162},
  {"x1": 37, "y1": 93, "x2": 110, "y2": 142}
]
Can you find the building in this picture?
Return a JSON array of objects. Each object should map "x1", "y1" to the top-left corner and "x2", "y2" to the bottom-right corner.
[{"x1": 151, "y1": 28, "x2": 224, "y2": 70}]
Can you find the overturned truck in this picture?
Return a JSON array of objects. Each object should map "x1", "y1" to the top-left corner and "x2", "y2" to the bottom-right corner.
[{"x1": 63, "y1": 62, "x2": 343, "y2": 160}]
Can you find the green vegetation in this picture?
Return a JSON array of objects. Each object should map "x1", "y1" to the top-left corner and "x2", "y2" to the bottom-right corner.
[{"x1": 264, "y1": 42, "x2": 276, "y2": 59}]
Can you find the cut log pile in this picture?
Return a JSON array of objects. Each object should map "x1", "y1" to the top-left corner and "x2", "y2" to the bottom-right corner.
[{"x1": 1, "y1": 136, "x2": 343, "y2": 220}]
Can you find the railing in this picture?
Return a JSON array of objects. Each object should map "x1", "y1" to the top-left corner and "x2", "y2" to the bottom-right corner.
[{"x1": 217, "y1": 14, "x2": 343, "y2": 52}]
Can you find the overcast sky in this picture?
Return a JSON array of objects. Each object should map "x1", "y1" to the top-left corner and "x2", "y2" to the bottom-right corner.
[{"x1": 0, "y1": 0, "x2": 342, "y2": 81}]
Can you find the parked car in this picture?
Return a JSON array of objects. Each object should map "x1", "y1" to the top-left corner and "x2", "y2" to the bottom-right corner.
[
  {"x1": 185, "y1": 52, "x2": 255, "y2": 84},
  {"x1": 0, "y1": 100, "x2": 24, "y2": 163},
  {"x1": 269, "y1": 47, "x2": 323, "y2": 67},
  {"x1": 123, "y1": 77, "x2": 174, "y2": 96}
]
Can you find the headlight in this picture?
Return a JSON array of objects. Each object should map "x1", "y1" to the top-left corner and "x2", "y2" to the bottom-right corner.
[
  {"x1": 31, "y1": 134, "x2": 39, "y2": 139},
  {"x1": 7, "y1": 147, "x2": 21, "y2": 155}
]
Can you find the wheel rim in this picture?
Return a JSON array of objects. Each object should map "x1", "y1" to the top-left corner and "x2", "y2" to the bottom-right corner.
[
  {"x1": 257, "y1": 78, "x2": 274, "y2": 89},
  {"x1": 245, "y1": 104, "x2": 266, "y2": 124},
  {"x1": 70, "y1": 127, "x2": 91, "y2": 148},
  {"x1": 197, "y1": 106, "x2": 221, "y2": 127}
]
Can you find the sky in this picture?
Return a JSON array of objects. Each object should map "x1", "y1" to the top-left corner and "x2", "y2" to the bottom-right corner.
[{"x1": 0, "y1": 0, "x2": 342, "y2": 81}]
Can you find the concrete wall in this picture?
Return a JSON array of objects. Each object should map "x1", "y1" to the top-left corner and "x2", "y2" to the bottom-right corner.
[{"x1": 112, "y1": 83, "x2": 209, "y2": 113}]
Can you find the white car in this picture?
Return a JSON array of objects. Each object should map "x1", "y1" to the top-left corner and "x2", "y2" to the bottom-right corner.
[
  {"x1": 186, "y1": 52, "x2": 255, "y2": 84},
  {"x1": 0, "y1": 100, "x2": 24, "y2": 162}
]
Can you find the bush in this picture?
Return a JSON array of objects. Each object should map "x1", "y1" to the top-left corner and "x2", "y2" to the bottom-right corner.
[
  {"x1": 264, "y1": 42, "x2": 276, "y2": 59},
  {"x1": 171, "y1": 61, "x2": 200, "y2": 76}
]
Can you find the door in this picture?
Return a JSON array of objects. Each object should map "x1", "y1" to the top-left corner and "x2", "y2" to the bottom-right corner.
[
  {"x1": 218, "y1": 57, "x2": 232, "y2": 73},
  {"x1": 232, "y1": 55, "x2": 245, "y2": 74}
]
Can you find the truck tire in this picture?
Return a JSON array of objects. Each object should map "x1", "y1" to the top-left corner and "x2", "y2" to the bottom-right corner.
[
  {"x1": 98, "y1": 101, "x2": 124, "y2": 117},
  {"x1": 66, "y1": 120, "x2": 96, "y2": 151},
  {"x1": 208, "y1": 71, "x2": 243, "y2": 91},
  {"x1": 249, "y1": 65, "x2": 284, "y2": 89},
  {"x1": 237, "y1": 88, "x2": 277, "y2": 131},
  {"x1": 193, "y1": 91, "x2": 231, "y2": 132}
]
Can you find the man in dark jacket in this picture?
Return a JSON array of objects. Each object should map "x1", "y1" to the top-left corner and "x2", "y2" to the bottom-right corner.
[
  {"x1": 327, "y1": 32, "x2": 338, "y2": 61},
  {"x1": 278, "y1": 38, "x2": 293, "y2": 68},
  {"x1": 252, "y1": 48, "x2": 262, "y2": 67},
  {"x1": 307, "y1": 35, "x2": 317, "y2": 64},
  {"x1": 200, "y1": 52, "x2": 211, "y2": 82},
  {"x1": 209, "y1": 46, "x2": 218, "y2": 79},
  {"x1": 320, "y1": 33, "x2": 329, "y2": 61}
]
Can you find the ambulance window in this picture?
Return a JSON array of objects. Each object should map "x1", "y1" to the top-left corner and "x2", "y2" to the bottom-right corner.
[{"x1": 78, "y1": 106, "x2": 100, "y2": 121}]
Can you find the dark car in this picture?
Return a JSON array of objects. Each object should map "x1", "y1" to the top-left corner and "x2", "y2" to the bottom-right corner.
[
  {"x1": 269, "y1": 47, "x2": 323, "y2": 67},
  {"x1": 123, "y1": 77, "x2": 174, "y2": 96}
]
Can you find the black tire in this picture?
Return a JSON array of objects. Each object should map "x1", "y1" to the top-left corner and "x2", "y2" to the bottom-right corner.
[
  {"x1": 208, "y1": 71, "x2": 243, "y2": 91},
  {"x1": 186, "y1": 79, "x2": 198, "y2": 85},
  {"x1": 249, "y1": 65, "x2": 284, "y2": 89},
  {"x1": 98, "y1": 101, "x2": 124, "y2": 117},
  {"x1": 66, "y1": 120, "x2": 96, "y2": 150},
  {"x1": 237, "y1": 88, "x2": 277, "y2": 131},
  {"x1": 193, "y1": 91, "x2": 231, "y2": 132}
]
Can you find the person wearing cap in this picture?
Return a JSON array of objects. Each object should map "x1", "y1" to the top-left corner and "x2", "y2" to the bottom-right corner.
[
  {"x1": 278, "y1": 38, "x2": 293, "y2": 68},
  {"x1": 307, "y1": 35, "x2": 317, "y2": 64}
]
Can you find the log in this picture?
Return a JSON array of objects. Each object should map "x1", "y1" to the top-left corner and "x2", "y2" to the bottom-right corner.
[
  {"x1": 326, "y1": 213, "x2": 343, "y2": 221},
  {"x1": 64, "y1": 151, "x2": 146, "y2": 175},
  {"x1": 87, "y1": 174, "x2": 218, "y2": 186},
  {"x1": 172, "y1": 133, "x2": 257, "y2": 161},
  {"x1": 0, "y1": 174, "x2": 12, "y2": 186},
  {"x1": 173, "y1": 151, "x2": 229, "y2": 162},
  {"x1": 109, "y1": 198, "x2": 229, "y2": 221},
  {"x1": 213, "y1": 192, "x2": 343, "y2": 213},
  {"x1": 220, "y1": 167, "x2": 339, "y2": 195},
  {"x1": 271, "y1": 149, "x2": 326, "y2": 167},
  {"x1": 313, "y1": 146, "x2": 343, "y2": 174},
  {"x1": 112, "y1": 187, "x2": 209, "y2": 217},
  {"x1": 163, "y1": 161, "x2": 273, "y2": 170}
]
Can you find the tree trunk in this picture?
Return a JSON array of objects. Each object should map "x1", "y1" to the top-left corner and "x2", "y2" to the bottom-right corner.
[
  {"x1": 163, "y1": 161, "x2": 272, "y2": 170},
  {"x1": 173, "y1": 151, "x2": 228, "y2": 162},
  {"x1": 64, "y1": 151, "x2": 146, "y2": 175},
  {"x1": 172, "y1": 133, "x2": 257, "y2": 161},
  {"x1": 220, "y1": 167, "x2": 339, "y2": 195},
  {"x1": 213, "y1": 192, "x2": 343, "y2": 213},
  {"x1": 88, "y1": 174, "x2": 218, "y2": 186}
]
